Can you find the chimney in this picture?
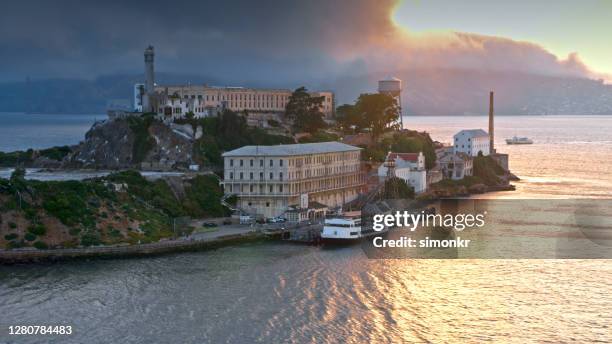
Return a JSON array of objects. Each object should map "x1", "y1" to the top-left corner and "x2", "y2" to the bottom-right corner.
[{"x1": 489, "y1": 91, "x2": 495, "y2": 154}]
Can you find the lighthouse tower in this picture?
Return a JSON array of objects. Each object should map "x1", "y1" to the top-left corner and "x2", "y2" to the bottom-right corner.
[{"x1": 143, "y1": 45, "x2": 155, "y2": 113}]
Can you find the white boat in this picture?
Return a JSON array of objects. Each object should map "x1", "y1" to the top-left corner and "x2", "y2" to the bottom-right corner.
[
  {"x1": 505, "y1": 136, "x2": 533, "y2": 144},
  {"x1": 321, "y1": 211, "x2": 387, "y2": 243}
]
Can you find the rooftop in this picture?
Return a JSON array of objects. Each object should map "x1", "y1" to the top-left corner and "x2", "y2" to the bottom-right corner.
[
  {"x1": 454, "y1": 129, "x2": 489, "y2": 138},
  {"x1": 387, "y1": 152, "x2": 420, "y2": 162},
  {"x1": 222, "y1": 141, "x2": 361, "y2": 157}
]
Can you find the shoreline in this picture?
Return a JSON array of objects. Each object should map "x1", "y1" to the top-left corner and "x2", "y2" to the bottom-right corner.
[{"x1": 0, "y1": 231, "x2": 276, "y2": 265}]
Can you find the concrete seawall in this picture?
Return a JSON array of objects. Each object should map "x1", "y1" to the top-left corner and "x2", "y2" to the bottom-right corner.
[{"x1": 0, "y1": 232, "x2": 268, "y2": 264}]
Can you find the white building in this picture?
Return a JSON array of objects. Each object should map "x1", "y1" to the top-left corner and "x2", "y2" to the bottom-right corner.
[
  {"x1": 377, "y1": 152, "x2": 427, "y2": 194},
  {"x1": 152, "y1": 85, "x2": 335, "y2": 120},
  {"x1": 133, "y1": 83, "x2": 145, "y2": 112},
  {"x1": 453, "y1": 129, "x2": 490, "y2": 157},
  {"x1": 221, "y1": 142, "x2": 364, "y2": 219}
]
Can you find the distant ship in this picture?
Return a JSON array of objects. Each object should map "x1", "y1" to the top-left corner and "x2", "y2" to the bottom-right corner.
[{"x1": 506, "y1": 136, "x2": 533, "y2": 144}]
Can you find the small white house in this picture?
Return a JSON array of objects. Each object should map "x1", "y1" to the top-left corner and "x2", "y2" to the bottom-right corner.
[
  {"x1": 453, "y1": 129, "x2": 490, "y2": 157},
  {"x1": 378, "y1": 152, "x2": 427, "y2": 194}
]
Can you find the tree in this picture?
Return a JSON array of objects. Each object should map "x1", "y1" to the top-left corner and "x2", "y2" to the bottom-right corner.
[
  {"x1": 382, "y1": 177, "x2": 415, "y2": 199},
  {"x1": 354, "y1": 93, "x2": 400, "y2": 138},
  {"x1": 285, "y1": 87, "x2": 326, "y2": 134},
  {"x1": 335, "y1": 104, "x2": 364, "y2": 133}
]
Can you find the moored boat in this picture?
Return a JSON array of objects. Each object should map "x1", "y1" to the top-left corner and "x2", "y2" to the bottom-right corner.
[
  {"x1": 321, "y1": 211, "x2": 388, "y2": 243},
  {"x1": 506, "y1": 136, "x2": 533, "y2": 144}
]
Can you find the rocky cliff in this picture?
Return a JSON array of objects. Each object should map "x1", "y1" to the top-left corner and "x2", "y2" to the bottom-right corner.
[{"x1": 61, "y1": 116, "x2": 200, "y2": 170}]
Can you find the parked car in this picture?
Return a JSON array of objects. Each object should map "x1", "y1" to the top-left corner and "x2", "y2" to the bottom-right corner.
[
  {"x1": 202, "y1": 222, "x2": 218, "y2": 228},
  {"x1": 239, "y1": 215, "x2": 253, "y2": 224},
  {"x1": 222, "y1": 219, "x2": 232, "y2": 225},
  {"x1": 267, "y1": 217, "x2": 286, "y2": 223}
]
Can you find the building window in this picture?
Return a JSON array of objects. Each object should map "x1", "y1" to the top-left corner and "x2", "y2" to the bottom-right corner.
[
  {"x1": 249, "y1": 185, "x2": 253, "y2": 192},
  {"x1": 230, "y1": 172, "x2": 233, "y2": 180},
  {"x1": 248, "y1": 202, "x2": 252, "y2": 206},
  {"x1": 240, "y1": 172, "x2": 243, "y2": 180},
  {"x1": 240, "y1": 159, "x2": 244, "y2": 167},
  {"x1": 230, "y1": 159, "x2": 234, "y2": 167},
  {"x1": 269, "y1": 185, "x2": 273, "y2": 193},
  {"x1": 279, "y1": 172, "x2": 283, "y2": 180},
  {"x1": 259, "y1": 172, "x2": 263, "y2": 180},
  {"x1": 270, "y1": 159, "x2": 273, "y2": 167},
  {"x1": 266, "y1": 202, "x2": 270, "y2": 207},
  {"x1": 250, "y1": 160, "x2": 253, "y2": 167},
  {"x1": 260, "y1": 159, "x2": 263, "y2": 167},
  {"x1": 279, "y1": 185, "x2": 283, "y2": 192},
  {"x1": 280, "y1": 159, "x2": 283, "y2": 167},
  {"x1": 269, "y1": 172, "x2": 273, "y2": 180},
  {"x1": 250, "y1": 172, "x2": 253, "y2": 180}
]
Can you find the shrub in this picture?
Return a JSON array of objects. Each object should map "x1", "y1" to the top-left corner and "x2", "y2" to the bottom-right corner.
[
  {"x1": 39, "y1": 146, "x2": 71, "y2": 161},
  {"x1": 69, "y1": 227, "x2": 82, "y2": 236},
  {"x1": 7, "y1": 240, "x2": 24, "y2": 249},
  {"x1": 127, "y1": 115, "x2": 156, "y2": 163},
  {"x1": 80, "y1": 231, "x2": 102, "y2": 247},
  {"x1": 8, "y1": 222, "x2": 17, "y2": 229},
  {"x1": 24, "y1": 232, "x2": 36, "y2": 241},
  {"x1": 4, "y1": 233, "x2": 18, "y2": 240},
  {"x1": 33, "y1": 241, "x2": 48, "y2": 250},
  {"x1": 27, "y1": 224, "x2": 46, "y2": 236}
]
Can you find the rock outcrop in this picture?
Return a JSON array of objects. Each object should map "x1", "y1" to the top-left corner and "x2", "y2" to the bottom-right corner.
[{"x1": 62, "y1": 117, "x2": 197, "y2": 170}]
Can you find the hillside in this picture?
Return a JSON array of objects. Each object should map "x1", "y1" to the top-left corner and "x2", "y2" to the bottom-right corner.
[{"x1": 0, "y1": 170, "x2": 229, "y2": 250}]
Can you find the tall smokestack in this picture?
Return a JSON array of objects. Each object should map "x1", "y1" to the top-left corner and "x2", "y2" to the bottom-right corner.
[
  {"x1": 489, "y1": 91, "x2": 495, "y2": 154},
  {"x1": 143, "y1": 45, "x2": 155, "y2": 112}
]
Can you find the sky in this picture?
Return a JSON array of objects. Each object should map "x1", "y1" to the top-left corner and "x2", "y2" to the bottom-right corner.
[{"x1": 0, "y1": 0, "x2": 609, "y2": 84}]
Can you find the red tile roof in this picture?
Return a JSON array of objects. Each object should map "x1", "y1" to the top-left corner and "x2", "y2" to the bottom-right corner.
[{"x1": 388, "y1": 152, "x2": 419, "y2": 162}]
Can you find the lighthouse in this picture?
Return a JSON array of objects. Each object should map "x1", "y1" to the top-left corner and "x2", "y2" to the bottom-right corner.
[{"x1": 143, "y1": 45, "x2": 155, "y2": 113}]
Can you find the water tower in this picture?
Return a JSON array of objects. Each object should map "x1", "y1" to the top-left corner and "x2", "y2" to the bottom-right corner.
[{"x1": 378, "y1": 77, "x2": 403, "y2": 129}]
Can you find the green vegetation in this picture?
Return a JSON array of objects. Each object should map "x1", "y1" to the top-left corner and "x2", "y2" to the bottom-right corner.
[
  {"x1": 336, "y1": 93, "x2": 400, "y2": 138},
  {"x1": 27, "y1": 223, "x2": 46, "y2": 235},
  {"x1": 267, "y1": 119, "x2": 280, "y2": 127},
  {"x1": 0, "y1": 150, "x2": 33, "y2": 166},
  {"x1": 127, "y1": 113, "x2": 158, "y2": 163},
  {"x1": 382, "y1": 177, "x2": 415, "y2": 199},
  {"x1": 297, "y1": 130, "x2": 340, "y2": 143},
  {"x1": 39, "y1": 146, "x2": 71, "y2": 161},
  {"x1": 4, "y1": 233, "x2": 18, "y2": 240},
  {"x1": 473, "y1": 155, "x2": 505, "y2": 186},
  {"x1": 285, "y1": 87, "x2": 326, "y2": 134},
  {"x1": 361, "y1": 131, "x2": 437, "y2": 170},
  {"x1": 24, "y1": 232, "x2": 36, "y2": 241},
  {"x1": 176, "y1": 109, "x2": 293, "y2": 167},
  {"x1": 0, "y1": 169, "x2": 231, "y2": 249},
  {"x1": 182, "y1": 175, "x2": 230, "y2": 217},
  {"x1": 0, "y1": 145, "x2": 71, "y2": 167},
  {"x1": 33, "y1": 241, "x2": 48, "y2": 250}
]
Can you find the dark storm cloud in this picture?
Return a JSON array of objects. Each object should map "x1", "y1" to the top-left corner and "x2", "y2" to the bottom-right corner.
[
  {"x1": 0, "y1": 0, "x2": 599, "y2": 87},
  {"x1": 0, "y1": 0, "x2": 395, "y2": 84}
]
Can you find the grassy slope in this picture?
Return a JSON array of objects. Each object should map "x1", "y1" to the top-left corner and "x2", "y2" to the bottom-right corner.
[{"x1": 0, "y1": 170, "x2": 229, "y2": 250}]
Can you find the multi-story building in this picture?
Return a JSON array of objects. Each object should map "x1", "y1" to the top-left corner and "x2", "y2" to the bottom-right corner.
[
  {"x1": 377, "y1": 152, "x2": 427, "y2": 193},
  {"x1": 453, "y1": 129, "x2": 490, "y2": 157},
  {"x1": 221, "y1": 142, "x2": 365, "y2": 219},
  {"x1": 152, "y1": 85, "x2": 335, "y2": 120}
]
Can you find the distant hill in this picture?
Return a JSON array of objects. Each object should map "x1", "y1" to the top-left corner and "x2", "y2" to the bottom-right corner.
[
  {"x1": 0, "y1": 73, "x2": 222, "y2": 114},
  {"x1": 324, "y1": 69, "x2": 612, "y2": 115},
  {"x1": 1, "y1": 69, "x2": 612, "y2": 115}
]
